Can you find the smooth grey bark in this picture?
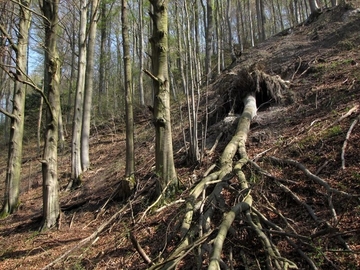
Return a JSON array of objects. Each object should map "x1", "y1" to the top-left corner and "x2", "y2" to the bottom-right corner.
[
  {"x1": 37, "y1": 85, "x2": 43, "y2": 155},
  {"x1": 184, "y1": 1, "x2": 200, "y2": 163},
  {"x1": 0, "y1": 0, "x2": 31, "y2": 217},
  {"x1": 69, "y1": 0, "x2": 87, "y2": 189},
  {"x1": 175, "y1": 2, "x2": 187, "y2": 96},
  {"x1": 66, "y1": 9, "x2": 76, "y2": 124},
  {"x1": 308, "y1": 0, "x2": 320, "y2": 13},
  {"x1": 121, "y1": 0, "x2": 136, "y2": 197},
  {"x1": 235, "y1": 0, "x2": 244, "y2": 51},
  {"x1": 248, "y1": 0, "x2": 255, "y2": 47},
  {"x1": 58, "y1": 105, "x2": 65, "y2": 152},
  {"x1": 98, "y1": 0, "x2": 107, "y2": 115},
  {"x1": 81, "y1": 0, "x2": 99, "y2": 172},
  {"x1": 226, "y1": 0, "x2": 236, "y2": 61},
  {"x1": 208, "y1": 94, "x2": 256, "y2": 269},
  {"x1": 205, "y1": 0, "x2": 214, "y2": 82},
  {"x1": 41, "y1": 0, "x2": 61, "y2": 230},
  {"x1": 276, "y1": 0, "x2": 285, "y2": 30},
  {"x1": 138, "y1": 0, "x2": 145, "y2": 106},
  {"x1": 149, "y1": 0, "x2": 178, "y2": 196}
]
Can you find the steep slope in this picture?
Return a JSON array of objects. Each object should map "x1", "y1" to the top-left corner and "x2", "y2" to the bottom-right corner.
[{"x1": 0, "y1": 4, "x2": 360, "y2": 270}]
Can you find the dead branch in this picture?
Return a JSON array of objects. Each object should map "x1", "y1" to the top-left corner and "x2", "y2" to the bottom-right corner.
[
  {"x1": 155, "y1": 199, "x2": 185, "y2": 213},
  {"x1": 209, "y1": 94, "x2": 257, "y2": 269},
  {"x1": 41, "y1": 202, "x2": 130, "y2": 270},
  {"x1": 291, "y1": 56, "x2": 302, "y2": 80},
  {"x1": 209, "y1": 200, "x2": 251, "y2": 270},
  {"x1": 268, "y1": 156, "x2": 358, "y2": 198},
  {"x1": 279, "y1": 179, "x2": 319, "y2": 221},
  {"x1": 0, "y1": 107, "x2": 16, "y2": 119},
  {"x1": 138, "y1": 180, "x2": 172, "y2": 223},
  {"x1": 151, "y1": 230, "x2": 213, "y2": 270},
  {"x1": 341, "y1": 115, "x2": 359, "y2": 169},
  {"x1": 252, "y1": 207, "x2": 317, "y2": 270},
  {"x1": 333, "y1": 105, "x2": 359, "y2": 127},
  {"x1": 130, "y1": 231, "x2": 153, "y2": 265},
  {"x1": 208, "y1": 131, "x2": 223, "y2": 154},
  {"x1": 260, "y1": 157, "x2": 353, "y2": 254}
]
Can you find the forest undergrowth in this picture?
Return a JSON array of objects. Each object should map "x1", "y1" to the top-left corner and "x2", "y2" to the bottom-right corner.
[{"x1": 1, "y1": 5, "x2": 360, "y2": 270}]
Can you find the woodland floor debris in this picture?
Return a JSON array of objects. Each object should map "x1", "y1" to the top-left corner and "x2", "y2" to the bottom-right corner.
[{"x1": 1, "y1": 5, "x2": 360, "y2": 270}]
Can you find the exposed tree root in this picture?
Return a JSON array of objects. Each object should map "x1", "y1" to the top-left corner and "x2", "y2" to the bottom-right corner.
[
  {"x1": 148, "y1": 64, "x2": 358, "y2": 268},
  {"x1": 145, "y1": 69, "x2": 299, "y2": 269},
  {"x1": 147, "y1": 68, "x2": 300, "y2": 269}
]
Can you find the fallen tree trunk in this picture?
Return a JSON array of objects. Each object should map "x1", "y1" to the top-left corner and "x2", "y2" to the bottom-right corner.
[{"x1": 149, "y1": 66, "x2": 294, "y2": 269}]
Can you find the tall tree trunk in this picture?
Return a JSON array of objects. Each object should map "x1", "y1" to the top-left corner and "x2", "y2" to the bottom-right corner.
[
  {"x1": 66, "y1": 9, "x2": 76, "y2": 124},
  {"x1": 121, "y1": 0, "x2": 136, "y2": 197},
  {"x1": 98, "y1": 1, "x2": 107, "y2": 115},
  {"x1": 205, "y1": 0, "x2": 214, "y2": 82},
  {"x1": 0, "y1": 0, "x2": 31, "y2": 217},
  {"x1": 138, "y1": 0, "x2": 145, "y2": 106},
  {"x1": 149, "y1": 0, "x2": 177, "y2": 197},
  {"x1": 37, "y1": 84, "x2": 44, "y2": 155},
  {"x1": 184, "y1": 1, "x2": 200, "y2": 163},
  {"x1": 58, "y1": 105, "x2": 65, "y2": 152},
  {"x1": 308, "y1": 0, "x2": 320, "y2": 13},
  {"x1": 69, "y1": 0, "x2": 87, "y2": 189},
  {"x1": 41, "y1": 0, "x2": 61, "y2": 230},
  {"x1": 235, "y1": 0, "x2": 244, "y2": 51},
  {"x1": 276, "y1": 0, "x2": 285, "y2": 30},
  {"x1": 226, "y1": 0, "x2": 236, "y2": 61},
  {"x1": 248, "y1": 0, "x2": 255, "y2": 47},
  {"x1": 260, "y1": 0, "x2": 266, "y2": 41},
  {"x1": 81, "y1": 0, "x2": 99, "y2": 172},
  {"x1": 175, "y1": 2, "x2": 187, "y2": 96},
  {"x1": 215, "y1": 0, "x2": 221, "y2": 74}
]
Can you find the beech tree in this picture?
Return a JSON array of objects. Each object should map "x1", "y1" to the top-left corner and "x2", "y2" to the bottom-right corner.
[
  {"x1": 0, "y1": 0, "x2": 32, "y2": 216},
  {"x1": 69, "y1": 0, "x2": 88, "y2": 189},
  {"x1": 309, "y1": 0, "x2": 320, "y2": 13},
  {"x1": 205, "y1": 0, "x2": 214, "y2": 81},
  {"x1": 148, "y1": 0, "x2": 177, "y2": 196},
  {"x1": 120, "y1": 0, "x2": 136, "y2": 197},
  {"x1": 40, "y1": 0, "x2": 61, "y2": 230},
  {"x1": 81, "y1": 0, "x2": 100, "y2": 172}
]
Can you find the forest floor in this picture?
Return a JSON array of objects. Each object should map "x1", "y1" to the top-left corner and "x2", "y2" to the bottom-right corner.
[{"x1": 1, "y1": 4, "x2": 360, "y2": 270}]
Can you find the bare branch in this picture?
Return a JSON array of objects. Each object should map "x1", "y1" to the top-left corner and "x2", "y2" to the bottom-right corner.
[
  {"x1": 143, "y1": 69, "x2": 159, "y2": 82},
  {"x1": 1, "y1": 66, "x2": 55, "y2": 120},
  {"x1": 130, "y1": 231, "x2": 153, "y2": 265},
  {"x1": 268, "y1": 156, "x2": 358, "y2": 198},
  {"x1": 0, "y1": 23, "x2": 18, "y2": 53},
  {"x1": 10, "y1": 0, "x2": 50, "y2": 23},
  {"x1": 341, "y1": 115, "x2": 359, "y2": 169},
  {"x1": 0, "y1": 107, "x2": 16, "y2": 119}
]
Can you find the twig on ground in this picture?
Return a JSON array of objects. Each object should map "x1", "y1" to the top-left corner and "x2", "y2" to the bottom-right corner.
[
  {"x1": 291, "y1": 56, "x2": 302, "y2": 80},
  {"x1": 268, "y1": 156, "x2": 358, "y2": 197},
  {"x1": 69, "y1": 212, "x2": 76, "y2": 229},
  {"x1": 253, "y1": 208, "x2": 317, "y2": 270},
  {"x1": 155, "y1": 199, "x2": 185, "y2": 213},
  {"x1": 41, "y1": 203, "x2": 130, "y2": 270},
  {"x1": 334, "y1": 105, "x2": 359, "y2": 127},
  {"x1": 252, "y1": 147, "x2": 273, "y2": 161},
  {"x1": 208, "y1": 132, "x2": 223, "y2": 154},
  {"x1": 138, "y1": 180, "x2": 171, "y2": 223},
  {"x1": 276, "y1": 180, "x2": 318, "y2": 221},
  {"x1": 341, "y1": 115, "x2": 359, "y2": 169},
  {"x1": 130, "y1": 231, "x2": 153, "y2": 265}
]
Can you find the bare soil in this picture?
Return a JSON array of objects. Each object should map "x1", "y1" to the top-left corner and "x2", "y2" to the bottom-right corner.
[{"x1": 1, "y1": 5, "x2": 360, "y2": 270}]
